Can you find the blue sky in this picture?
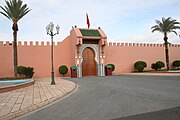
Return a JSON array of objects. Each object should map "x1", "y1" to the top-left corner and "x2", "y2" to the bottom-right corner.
[{"x1": 0, "y1": 0, "x2": 180, "y2": 44}]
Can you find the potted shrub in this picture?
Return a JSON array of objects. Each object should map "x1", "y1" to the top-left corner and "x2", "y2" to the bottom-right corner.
[
  {"x1": 70, "y1": 66, "x2": 77, "y2": 70},
  {"x1": 106, "y1": 64, "x2": 115, "y2": 71},
  {"x1": 70, "y1": 66, "x2": 77, "y2": 78},
  {"x1": 105, "y1": 64, "x2": 113, "y2": 76}
]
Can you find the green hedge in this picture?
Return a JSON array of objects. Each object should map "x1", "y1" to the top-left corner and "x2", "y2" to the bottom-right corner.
[
  {"x1": 17, "y1": 66, "x2": 26, "y2": 75},
  {"x1": 17, "y1": 66, "x2": 34, "y2": 78},
  {"x1": 24, "y1": 67, "x2": 34, "y2": 78}
]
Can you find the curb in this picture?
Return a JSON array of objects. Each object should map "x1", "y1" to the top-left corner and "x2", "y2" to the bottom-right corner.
[{"x1": 119, "y1": 73, "x2": 180, "y2": 77}]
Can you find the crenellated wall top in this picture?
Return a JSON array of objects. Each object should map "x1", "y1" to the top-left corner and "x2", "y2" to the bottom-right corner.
[
  {"x1": 107, "y1": 42, "x2": 180, "y2": 47},
  {"x1": 0, "y1": 41, "x2": 62, "y2": 46},
  {"x1": 0, "y1": 41, "x2": 180, "y2": 48}
]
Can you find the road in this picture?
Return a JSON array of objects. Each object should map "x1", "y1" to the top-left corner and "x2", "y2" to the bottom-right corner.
[{"x1": 16, "y1": 75, "x2": 180, "y2": 120}]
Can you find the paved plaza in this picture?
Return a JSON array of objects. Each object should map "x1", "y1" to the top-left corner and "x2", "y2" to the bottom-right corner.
[
  {"x1": 16, "y1": 74, "x2": 180, "y2": 120},
  {"x1": 0, "y1": 78, "x2": 76, "y2": 120}
]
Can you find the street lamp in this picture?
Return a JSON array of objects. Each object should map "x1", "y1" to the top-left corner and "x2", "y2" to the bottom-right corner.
[{"x1": 46, "y1": 22, "x2": 60, "y2": 85}]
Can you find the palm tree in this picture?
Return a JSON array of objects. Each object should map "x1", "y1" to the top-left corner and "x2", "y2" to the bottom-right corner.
[
  {"x1": 151, "y1": 17, "x2": 180, "y2": 70},
  {"x1": 0, "y1": 0, "x2": 31, "y2": 77}
]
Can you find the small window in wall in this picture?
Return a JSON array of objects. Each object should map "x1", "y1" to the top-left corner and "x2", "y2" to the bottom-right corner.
[{"x1": 83, "y1": 39, "x2": 100, "y2": 44}]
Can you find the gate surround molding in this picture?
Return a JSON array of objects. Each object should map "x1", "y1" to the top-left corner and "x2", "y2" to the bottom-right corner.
[
  {"x1": 77, "y1": 44, "x2": 100, "y2": 77},
  {"x1": 77, "y1": 44, "x2": 105, "y2": 77}
]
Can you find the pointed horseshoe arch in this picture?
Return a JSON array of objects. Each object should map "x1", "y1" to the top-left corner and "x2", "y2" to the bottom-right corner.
[
  {"x1": 78, "y1": 44, "x2": 99, "y2": 77},
  {"x1": 82, "y1": 47, "x2": 96, "y2": 76}
]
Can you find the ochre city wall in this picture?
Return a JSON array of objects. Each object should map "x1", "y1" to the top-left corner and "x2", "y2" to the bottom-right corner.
[
  {"x1": 0, "y1": 40, "x2": 180, "y2": 78},
  {"x1": 105, "y1": 42, "x2": 180, "y2": 75}
]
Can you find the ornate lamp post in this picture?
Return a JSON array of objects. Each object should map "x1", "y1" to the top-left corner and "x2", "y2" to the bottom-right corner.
[{"x1": 46, "y1": 22, "x2": 60, "y2": 85}]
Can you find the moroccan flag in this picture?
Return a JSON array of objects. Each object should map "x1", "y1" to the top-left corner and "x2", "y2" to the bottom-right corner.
[{"x1": 86, "y1": 13, "x2": 90, "y2": 28}]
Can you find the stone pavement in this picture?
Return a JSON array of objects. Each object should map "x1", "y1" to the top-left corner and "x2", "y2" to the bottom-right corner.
[{"x1": 0, "y1": 78, "x2": 77, "y2": 120}]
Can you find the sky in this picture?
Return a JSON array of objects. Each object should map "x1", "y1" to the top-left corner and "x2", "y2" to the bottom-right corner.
[{"x1": 0, "y1": 0, "x2": 180, "y2": 44}]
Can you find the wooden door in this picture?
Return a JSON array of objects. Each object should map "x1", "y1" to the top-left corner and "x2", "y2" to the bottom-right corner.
[{"x1": 82, "y1": 47, "x2": 96, "y2": 76}]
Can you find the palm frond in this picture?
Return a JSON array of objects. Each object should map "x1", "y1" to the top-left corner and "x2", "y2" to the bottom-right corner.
[
  {"x1": 0, "y1": 6, "x2": 11, "y2": 19},
  {"x1": 151, "y1": 17, "x2": 180, "y2": 36},
  {"x1": 170, "y1": 30, "x2": 178, "y2": 35},
  {"x1": 5, "y1": 0, "x2": 14, "y2": 18},
  {"x1": 19, "y1": 8, "x2": 31, "y2": 20},
  {"x1": 0, "y1": 0, "x2": 31, "y2": 21},
  {"x1": 152, "y1": 27, "x2": 163, "y2": 33},
  {"x1": 0, "y1": 11, "x2": 10, "y2": 19}
]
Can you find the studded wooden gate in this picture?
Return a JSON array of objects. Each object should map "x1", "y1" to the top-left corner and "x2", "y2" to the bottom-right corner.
[{"x1": 82, "y1": 47, "x2": 97, "y2": 76}]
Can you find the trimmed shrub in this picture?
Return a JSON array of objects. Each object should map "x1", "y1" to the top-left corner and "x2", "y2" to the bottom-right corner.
[
  {"x1": 106, "y1": 64, "x2": 115, "y2": 71},
  {"x1": 134, "y1": 61, "x2": 147, "y2": 68},
  {"x1": 151, "y1": 63, "x2": 159, "y2": 71},
  {"x1": 172, "y1": 60, "x2": 180, "y2": 68},
  {"x1": 24, "y1": 67, "x2": 34, "y2": 78},
  {"x1": 59, "y1": 65, "x2": 68, "y2": 76},
  {"x1": 17, "y1": 66, "x2": 34, "y2": 78},
  {"x1": 17, "y1": 66, "x2": 26, "y2": 76},
  {"x1": 136, "y1": 64, "x2": 144, "y2": 72},
  {"x1": 134, "y1": 61, "x2": 147, "y2": 72},
  {"x1": 151, "y1": 61, "x2": 165, "y2": 71},
  {"x1": 156, "y1": 61, "x2": 165, "y2": 70}
]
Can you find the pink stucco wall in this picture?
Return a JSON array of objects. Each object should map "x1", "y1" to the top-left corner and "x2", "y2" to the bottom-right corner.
[
  {"x1": 1, "y1": 40, "x2": 180, "y2": 78},
  {"x1": 0, "y1": 36, "x2": 74, "y2": 78},
  {"x1": 105, "y1": 43, "x2": 180, "y2": 75},
  {"x1": 0, "y1": 41, "x2": 14, "y2": 77}
]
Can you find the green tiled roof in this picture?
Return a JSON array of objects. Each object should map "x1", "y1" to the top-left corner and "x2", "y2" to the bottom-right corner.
[{"x1": 80, "y1": 29, "x2": 101, "y2": 37}]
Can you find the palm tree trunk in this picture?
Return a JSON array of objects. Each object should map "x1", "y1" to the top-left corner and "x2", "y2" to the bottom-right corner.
[
  {"x1": 164, "y1": 34, "x2": 169, "y2": 70},
  {"x1": 12, "y1": 22, "x2": 18, "y2": 77}
]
